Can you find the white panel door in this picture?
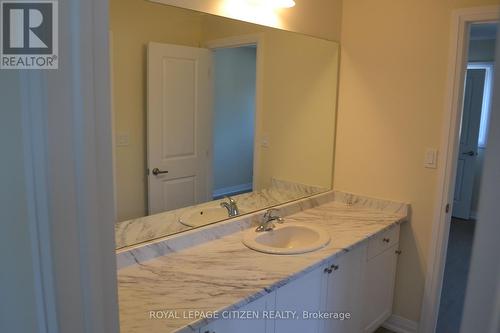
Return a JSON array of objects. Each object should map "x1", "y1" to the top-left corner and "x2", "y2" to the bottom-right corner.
[
  {"x1": 453, "y1": 69, "x2": 486, "y2": 219},
  {"x1": 147, "y1": 42, "x2": 213, "y2": 214},
  {"x1": 275, "y1": 266, "x2": 324, "y2": 333},
  {"x1": 321, "y1": 245, "x2": 365, "y2": 333}
]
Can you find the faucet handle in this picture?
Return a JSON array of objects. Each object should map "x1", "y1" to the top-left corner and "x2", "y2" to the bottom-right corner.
[
  {"x1": 264, "y1": 208, "x2": 282, "y2": 222},
  {"x1": 225, "y1": 195, "x2": 236, "y2": 204}
]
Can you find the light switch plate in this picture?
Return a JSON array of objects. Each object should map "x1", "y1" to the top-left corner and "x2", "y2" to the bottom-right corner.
[{"x1": 424, "y1": 148, "x2": 438, "y2": 169}]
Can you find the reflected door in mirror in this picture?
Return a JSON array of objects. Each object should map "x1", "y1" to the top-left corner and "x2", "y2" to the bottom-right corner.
[{"x1": 147, "y1": 42, "x2": 213, "y2": 214}]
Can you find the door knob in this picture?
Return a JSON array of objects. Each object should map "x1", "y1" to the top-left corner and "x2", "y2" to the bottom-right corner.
[
  {"x1": 152, "y1": 168, "x2": 168, "y2": 176},
  {"x1": 462, "y1": 151, "x2": 476, "y2": 156}
]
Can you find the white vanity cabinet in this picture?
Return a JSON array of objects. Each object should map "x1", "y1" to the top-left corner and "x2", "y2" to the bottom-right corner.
[
  {"x1": 273, "y1": 245, "x2": 366, "y2": 333},
  {"x1": 199, "y1": 225, "x2": 401, "y2": 333},
  {"x1": 274, "y1": 265, "x2": 324, "y2": 333},
  {"x1": 200, "y1": 293, "x2": 272, "y2": 333},
  {"x1": 362, "y1": 225, "x2": 400, "y2": 333},
  {"x1": 320, "y1": 244, "x2": 366, "y2": 333}
]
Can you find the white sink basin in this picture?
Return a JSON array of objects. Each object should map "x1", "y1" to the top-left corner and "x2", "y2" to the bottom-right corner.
[
  {"x1": 179, "y1": 207, "x2": 230, "y2": 227},
  {"x1": 242, "y1": 223, "x2": 330, "y2": 255}
]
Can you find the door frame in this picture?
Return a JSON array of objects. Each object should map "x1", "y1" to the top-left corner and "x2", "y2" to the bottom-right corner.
[
  {"x1": 419, "y1": 6, "x2": 499, "y2": 333},
  {"x1": 205, "y1": 34, "x2": 264, "y2": 191}
]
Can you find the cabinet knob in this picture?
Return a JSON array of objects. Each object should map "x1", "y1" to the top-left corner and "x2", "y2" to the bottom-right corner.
[
  {"x1": 324, "y1": 267, "x2": 332, "y2": 274},
  {"x1": 330, "y1": 264, "x2": 339, "y2": 271},
  {"x1": 383, "y1": 238, "x2": 390, "y2": 243},
  {"x1": 395, "y1": 250, "x2": 402, "y2": 255}
]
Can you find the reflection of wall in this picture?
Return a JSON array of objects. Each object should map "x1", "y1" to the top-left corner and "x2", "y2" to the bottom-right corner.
[
  {"x1": 335, "y1": 0, "x2": 500, "y2": 324},
  {"x1": 258, "y1": 31, "x2": 338, "y2": 189},
  {"x1": 203, "y1": 16, "x2": 338, "y2": 190},
  {"x1": 213, "y1": 47, "x2": 257, "y2": 196},
  {"x1": 111, "y1": 1, "x2": 338, "y2": 221},
  {"x1": 110, "y1": 0, "x2": 204, "y2": 221}
]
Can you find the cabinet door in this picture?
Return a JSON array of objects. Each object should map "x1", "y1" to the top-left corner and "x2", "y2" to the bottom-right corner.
[
  {"x1": 274, "y1": 266, "x2": 324, "y2": 333},
  {"x1": 321, "y1": 245, "x2": 366, "y2": 333},
  {"x1": 200, "y1": 293, "x2": 271, "y2": 333},
  {"x1": 362, "y1": 244, "x2": 399, "y2": 333}
]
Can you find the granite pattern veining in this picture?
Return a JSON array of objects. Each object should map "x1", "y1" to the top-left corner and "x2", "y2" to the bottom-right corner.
[
  {"x1": 117, "y1": 190, "x2": 409, "y2": 333},
  {"x1": 115, "y1": 179, "x2": 326, "y2": 249}
]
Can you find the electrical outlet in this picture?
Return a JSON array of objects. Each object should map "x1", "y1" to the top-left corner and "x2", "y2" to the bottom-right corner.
[
  {"x1": 261, "y1": 134, "x2": 269, "y2": 148},
  {"x1": 116, "y1": 133, "x2": 130, "y2": 147}
]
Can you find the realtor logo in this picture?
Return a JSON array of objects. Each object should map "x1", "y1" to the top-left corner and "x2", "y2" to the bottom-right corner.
[{"x1": 1, "y1": 0, "x2": 58, "y2": 69}]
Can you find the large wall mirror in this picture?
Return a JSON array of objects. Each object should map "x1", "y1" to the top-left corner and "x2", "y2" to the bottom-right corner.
[{"x1": 112, "y1": 0, "x2": 339, "y2": 249}]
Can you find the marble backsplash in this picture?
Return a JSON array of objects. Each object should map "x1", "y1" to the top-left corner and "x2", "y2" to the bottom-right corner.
[
  {"x1": 115, "y1": 179, "x2": 327, "y2": 249},
  {"x1": 116, "y1": 189, "x2": 409, "y2": 269}
]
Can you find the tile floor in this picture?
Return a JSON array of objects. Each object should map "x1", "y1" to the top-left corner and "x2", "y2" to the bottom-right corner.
[{"x1": 436, "y1": 218, "x2": 476, "y2": 333}]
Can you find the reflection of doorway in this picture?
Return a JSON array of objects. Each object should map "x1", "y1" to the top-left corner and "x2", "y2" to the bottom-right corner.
[
  {"x1": 146, "y1": 37, "x2": 260, "y2": 213},
  {"x1": 437, "y1": 22, "x2": 496, "y2": 333},
  {"x1": 212, "y1": 46, "x2": 257, "y2": 199}
]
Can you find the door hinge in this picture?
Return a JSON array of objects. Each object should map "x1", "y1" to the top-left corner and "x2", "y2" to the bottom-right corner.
[
  {"x1": 146, "y1": 168, "x2": 150, "y2": 176},
  {"x1": 445, "y1": 203, "x2": 450, "y2": 213}
]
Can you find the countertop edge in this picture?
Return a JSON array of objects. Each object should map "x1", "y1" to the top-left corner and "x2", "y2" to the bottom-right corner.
[{"x1": 173, "y1": 218, "x2": 407, "y2": 333}]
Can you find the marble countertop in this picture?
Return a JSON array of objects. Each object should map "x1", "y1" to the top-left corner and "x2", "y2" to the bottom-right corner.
[
  {"x1": 117, "y1": 192, "x2": 408, "y2": 333},
  {"x1": 115, "y1": 179, "x2": 326, "y2": 249}
]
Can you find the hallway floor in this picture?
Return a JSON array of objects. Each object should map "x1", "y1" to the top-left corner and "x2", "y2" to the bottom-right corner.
[{"x1": 436, "y1": 218, "x2": 476, "y2": 333}]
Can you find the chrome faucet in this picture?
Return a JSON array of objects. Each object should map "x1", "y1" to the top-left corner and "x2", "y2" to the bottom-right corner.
[
  {"x1": 256, "y1": 208, "x2": 284, "y2": 232},
  {"x1": 220, "y1": 196, "x2": 239, "y2": 217}
]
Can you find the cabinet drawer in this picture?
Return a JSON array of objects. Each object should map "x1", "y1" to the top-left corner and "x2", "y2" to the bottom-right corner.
[{"x1": 366, "y1": 225, "x2": 400, "y2": 260}]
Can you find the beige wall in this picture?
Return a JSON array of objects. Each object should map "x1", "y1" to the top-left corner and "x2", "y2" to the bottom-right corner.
[
  {"x1": 335, "y1": 0, "x2": 500, "y2": 322},
  {"x1": 149, "y1": 0, "x2": 343, "y2": 41}
]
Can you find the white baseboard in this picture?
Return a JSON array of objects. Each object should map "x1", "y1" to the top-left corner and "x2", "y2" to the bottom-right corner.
[{"x1": 382, "y1": 314, "x2": 418, "y2": 333}]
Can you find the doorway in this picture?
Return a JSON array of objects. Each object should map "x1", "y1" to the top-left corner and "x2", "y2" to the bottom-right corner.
[
  {"x1": 212, "y1": 46, "x2": 257, "y2": 199},
  {"x1": 436, "y1": 22, "x2": 497, "y2": 333}
]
